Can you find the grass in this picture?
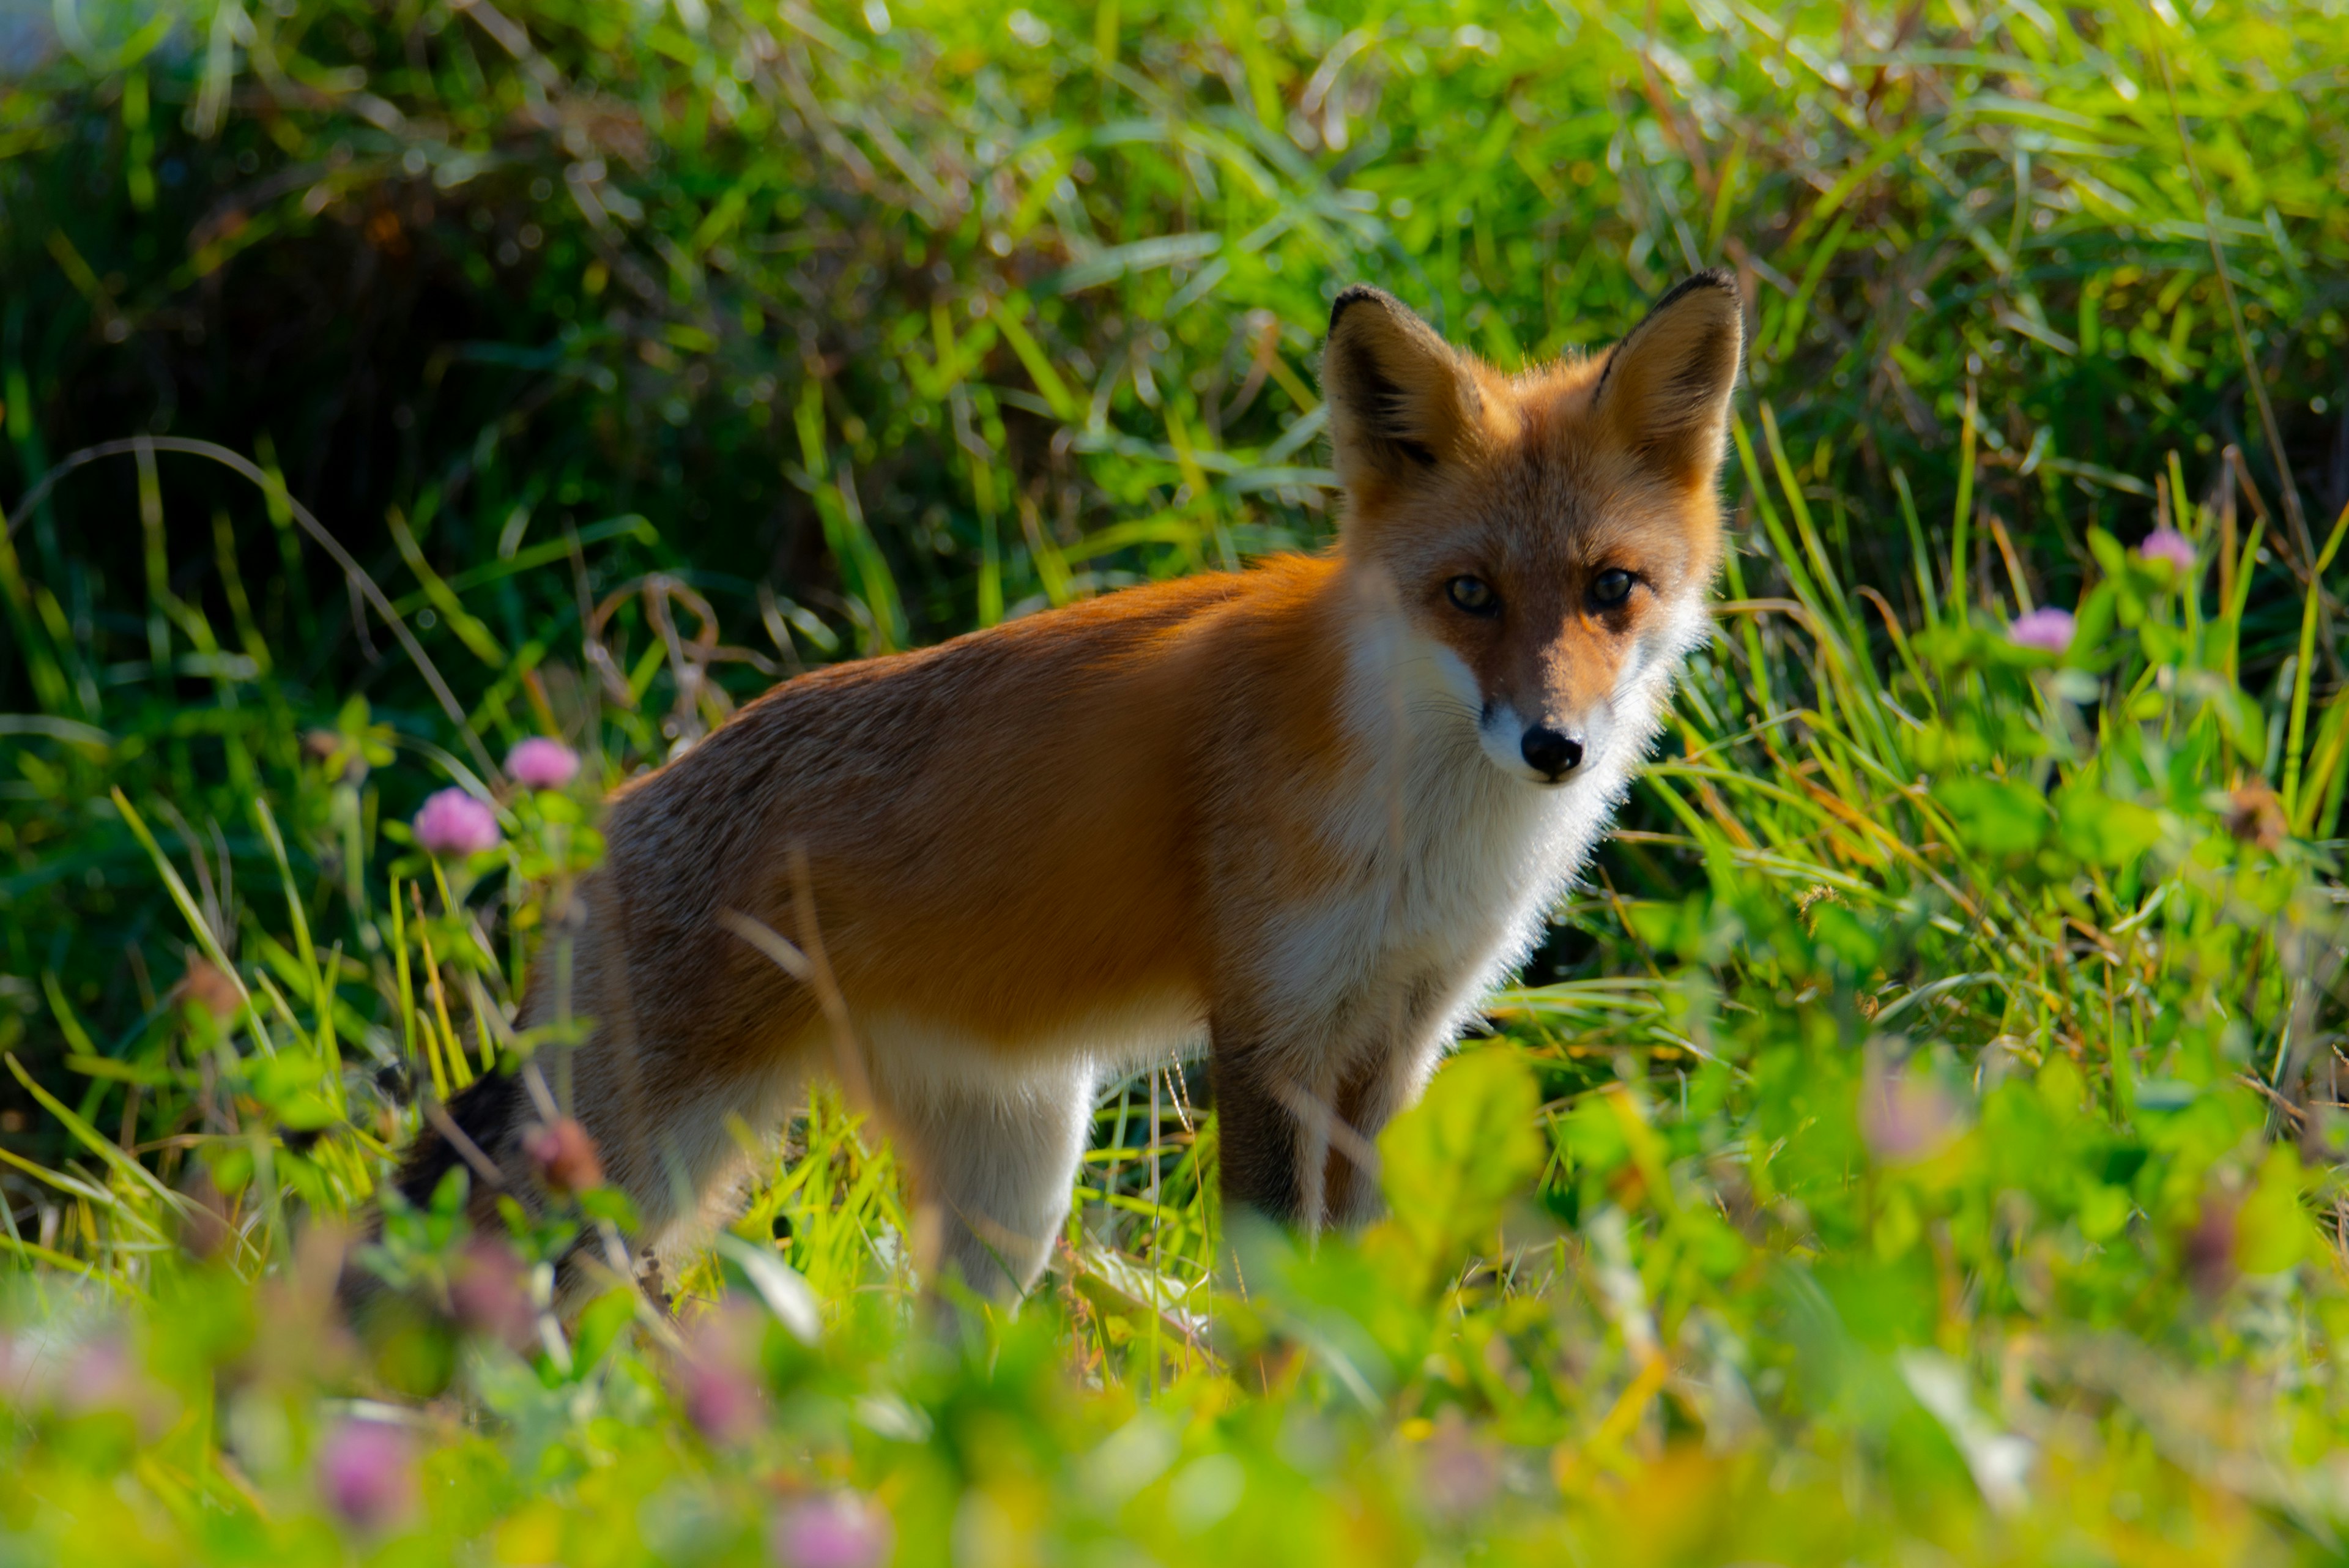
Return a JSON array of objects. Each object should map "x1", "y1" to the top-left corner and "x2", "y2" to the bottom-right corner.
[{"x1": 2, "y1": 0, "x2": 2348, "y2": 1562}]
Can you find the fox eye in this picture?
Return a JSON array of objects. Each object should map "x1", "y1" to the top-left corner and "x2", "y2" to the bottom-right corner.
[
  {"x1": 1445, "y1": 575, "x2": 1499, "y2": 616},
  {"x1": 1590, "y1": 568, "x2": 1636, "y2": 608}
]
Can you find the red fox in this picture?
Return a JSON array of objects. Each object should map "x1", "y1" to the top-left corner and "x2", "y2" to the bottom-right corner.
[{"x1": 395, "y1": 271, "x2": 1743, "y2": 1301}]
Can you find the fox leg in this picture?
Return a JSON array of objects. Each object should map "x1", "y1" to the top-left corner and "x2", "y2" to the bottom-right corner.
[
  {"x1": 582, "y1": 1048, "x2": 803, "y2": 1265},
  {"x1": 1209, "y1": 986, "x2": 1453, "y2": 1231},
  {"x1": 1320, "y1": 1044, "x2": 1431, "y2": 1225},
  {"x1": 868, "y1": 1041, "x2": 1093, "y2": 1301},
  {"x1": 1210, "y1": 1031, "x2": 1398, "y2": 1232},
  {"x1": 1205, "y1": 1032, "x2": 1315, "y2": 1227}
]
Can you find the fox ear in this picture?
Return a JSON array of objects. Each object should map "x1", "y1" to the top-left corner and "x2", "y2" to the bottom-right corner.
[
  {"x1": 1322, "y1": 286, "x2": 1483, "y2": 497},
  {"x1": 1592, "y1": 270, "x2": 1743, "y2": 488}
]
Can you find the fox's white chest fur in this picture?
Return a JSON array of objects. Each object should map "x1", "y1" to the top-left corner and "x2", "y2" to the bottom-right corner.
[{"x1": 1244, "y1": 596, "x2": 1677, "y2": 1088}]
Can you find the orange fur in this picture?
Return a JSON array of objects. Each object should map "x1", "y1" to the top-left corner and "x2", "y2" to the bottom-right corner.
[{"x1": 398, "y1": 270, "x2": 1746, "y2": 1301}]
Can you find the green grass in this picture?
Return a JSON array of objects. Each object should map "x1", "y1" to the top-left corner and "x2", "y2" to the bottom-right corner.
[{"x1": 3, "y1": 0, "x2": 2348, "y2": 1562}]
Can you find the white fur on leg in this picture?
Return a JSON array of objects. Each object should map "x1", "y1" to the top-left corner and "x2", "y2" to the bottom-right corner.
[
  {"x1": 565, "y1": 1043, "x2": 803, "y2": 1275},
  {"x1": 863, "y1": 1027, "x2": 1094, "y2": 1301}
]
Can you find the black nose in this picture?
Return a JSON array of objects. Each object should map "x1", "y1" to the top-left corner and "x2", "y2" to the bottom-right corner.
[{"x1": 1521, "y1": 727, "x2": 1584, "y2": 780}]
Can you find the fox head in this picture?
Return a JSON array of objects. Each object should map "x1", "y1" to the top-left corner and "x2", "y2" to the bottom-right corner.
[{"x1": 1323, "y1": 272, "x2": 1742, "y2": 785}]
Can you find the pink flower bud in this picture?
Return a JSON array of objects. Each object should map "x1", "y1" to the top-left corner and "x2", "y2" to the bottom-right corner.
[
  {"x1": 58, "y1": 1333, "x2": 141, "y2": 1417},
  {"x1": 174, "y1": 958, "x2": 243, "y2": 1022},
  {"x1": 449, "y1": 1236, "x2": 537, "y2": 1351},
  {"x1": 316, "y1": 1419, "x2": 417, "y2": 1533},
  {"x1": 412, "y1": 789, "x2": 500, "y2": 858},
  {"x1": 681, "y1": 1358, "x2": 762, "y2": 1445},
  {"x1": 48, "y1": 1327, "x2": 184, "y2": 1439},
  {"x1": 2227, "y1": 780, "x2": 2287, "y2": 852},
  {"x1": 2137, "y1": 527, "x2": 2197, "y2": 576},
  {"x1": 677, "y1": 1304, "x2": 766, "y2": 1446},
  {"x1": 770, "y1": 1492, "x2": 891, "y2": 1568},
  {"x1": 505, "y1": 737, "x2": 581, "y2": 790},
  {"x1": 178, "y1": 1166, "x2": 236, "y2": 1260},
  {"x1": 1418, "y1": 1411, "x2": 1499, "y2": 1520},
  {"x1": 1860, "y1": 1067, "x2": 1962, "y2": 1164},
  {"x1": 2007, "y1": 606, "x2": 2076, "y2": 654},
  {"x1": 523, "y1": 1118, "x2": 604, "y2": 1195},
  {"x1": 2184, "y1": 1195, "x2": 2238, "y2": 1300}
]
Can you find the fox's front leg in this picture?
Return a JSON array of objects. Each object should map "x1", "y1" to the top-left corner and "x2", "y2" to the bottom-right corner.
[{"x1": 1209, "y1": 1013, "x2": 1433, "y2": 1232}]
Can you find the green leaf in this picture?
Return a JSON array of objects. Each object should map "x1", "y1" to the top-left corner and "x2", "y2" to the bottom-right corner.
[
  {"x1": 572, "y1": 1287, "x2": 639, "y2": 1373},
  {"x1": 577, "y1": 1184, "x2": 641, "y2": 1233},
  {"x1": 1809, "y1": 901, "x2": 1882, "y2": 973},
  {"x1": 1559, "y1": 1094, "x2": 1631, "y2": 1176},
  {"x1": 244, "y1": 1050, "x2": 339, "y2": 1131},
  {"x1": 2055, "y1": 785, "x2": 2161, "y2": 868},
  {"x1": 1933, "y1": 776, "x2": 2047, "y2": 857},
  {"x1": 2235, "y1": 1145, "x2": 2307, "y2": 1276},
  {"x1": 1378, "y1": 1047, "x2": 1543, "y2": 1267},
  {"x1": 2069, "y1": 582, "x2": 2118, "y2": 666},
  {"x1": 2087, "y1": 526, "x2": 2127, "y2": 579},
  {"x1": 2077, "y1": 1183, "x2": 2131, "y2": 1242}
]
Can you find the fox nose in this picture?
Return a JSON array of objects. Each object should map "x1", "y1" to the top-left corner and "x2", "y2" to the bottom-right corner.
[{"x1": 1521, "y1": 727, "x2": 1584, "y2": 781}]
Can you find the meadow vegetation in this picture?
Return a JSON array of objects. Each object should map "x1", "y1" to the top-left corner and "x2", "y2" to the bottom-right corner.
[{"x1": 2, "y1": 0, "x2": 2348, "y2": 1561}]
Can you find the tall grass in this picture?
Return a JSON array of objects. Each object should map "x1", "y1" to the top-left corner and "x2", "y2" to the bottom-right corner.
[
  {"x1": 2, "y1": 1, "x2": 2347, "y2": 1562},
  {"x1": 6, "y1": 0, "x2": 2347, "y2": 1082}
]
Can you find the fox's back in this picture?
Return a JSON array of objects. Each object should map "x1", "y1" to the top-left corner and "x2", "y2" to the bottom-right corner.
[{"x1": 557, "y1": 556, "x2": 1352, "y2": 1061}]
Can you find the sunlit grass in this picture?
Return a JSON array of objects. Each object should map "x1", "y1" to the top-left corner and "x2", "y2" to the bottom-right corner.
[{"x1": 2, "y1": 0, "x2": 2347, "y2": 1562}]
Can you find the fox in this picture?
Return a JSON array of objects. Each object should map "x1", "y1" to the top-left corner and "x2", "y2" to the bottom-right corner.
[{"x1": 390, "y1": 269, "x2": 1744, "y2": 1303}]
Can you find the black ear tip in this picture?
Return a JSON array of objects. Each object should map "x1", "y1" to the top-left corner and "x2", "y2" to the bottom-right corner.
[
  {"x1": 1329, "y1": 284, "x2": 1392, "y2": 333},
  {"x1": 1648, "y1": 269, "x2": 1742, "y2": 316}
]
